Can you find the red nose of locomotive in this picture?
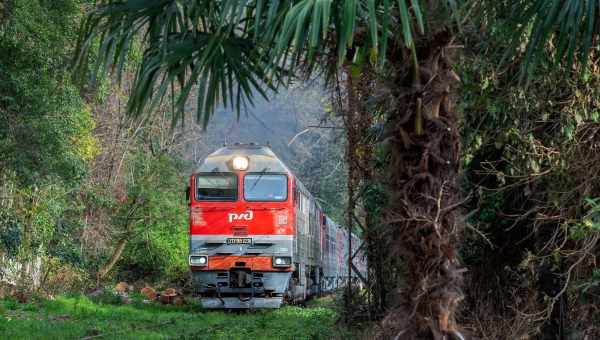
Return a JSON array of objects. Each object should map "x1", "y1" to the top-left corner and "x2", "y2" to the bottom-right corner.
[{"x1": 188, "y1": 144, "x2": 295, "y2": 308}]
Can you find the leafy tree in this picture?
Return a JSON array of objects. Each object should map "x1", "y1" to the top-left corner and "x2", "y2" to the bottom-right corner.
[
  {"x1": 0, "y1": 0, "x2": 99, "y2": 292},
  {"x1": 0, "y1": 0, "x2": 197, "y2": 296},
  {"x1": 113, "y1": 153, "x2": 189, "y2": 283},
  {"x1": 0, "y1": 0, "x2": 98, "y2": 186}
]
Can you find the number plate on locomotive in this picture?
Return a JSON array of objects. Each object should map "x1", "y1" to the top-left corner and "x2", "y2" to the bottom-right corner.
[{"x1": 226, "y1": 237, "x2": 252, "y2": 245}]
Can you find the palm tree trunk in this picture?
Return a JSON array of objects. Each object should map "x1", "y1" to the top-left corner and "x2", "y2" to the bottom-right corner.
[{"x1": 382, "y1": 30, "x2": 464, "y2": 339}]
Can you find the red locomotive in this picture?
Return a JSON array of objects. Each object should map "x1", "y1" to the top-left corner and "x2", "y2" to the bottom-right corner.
[{"x1": 187, "y1": 143, "x2": 366, "y2": 308}]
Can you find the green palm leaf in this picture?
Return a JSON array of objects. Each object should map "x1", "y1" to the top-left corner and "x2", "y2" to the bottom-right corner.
[
  {"x1": 74, "y1": 0, "x2": 459, "y2": 126},
  {"x1": 508, "y1": 0, "x2": 600, "y2": 79}
]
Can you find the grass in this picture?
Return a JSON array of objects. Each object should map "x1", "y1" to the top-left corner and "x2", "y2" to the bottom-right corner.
[{"x1": 0, "y1": 294, "x2": 362, "y2": 340}]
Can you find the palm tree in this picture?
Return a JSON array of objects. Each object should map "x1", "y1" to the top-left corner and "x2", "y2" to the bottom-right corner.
[{"x1": 78, "y1": 0, "x2": 600, "y2": 338}]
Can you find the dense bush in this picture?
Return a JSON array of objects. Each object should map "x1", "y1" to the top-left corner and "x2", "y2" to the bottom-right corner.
[
  {"x1": 0, "y1": 0, "x2": 97, "y2": 291},
  {"x1": 458, "y1": 18, "x2": 600, "y2": 337},
  {"x1": 115, "y1": 153, "x2": 189, "y2": 283},
  {"x1": 0, "y1": 0, "x2": 97, "y2": 186},
  {"x1": 0, "y1": 0, "x2": 192, "y2": 292}
]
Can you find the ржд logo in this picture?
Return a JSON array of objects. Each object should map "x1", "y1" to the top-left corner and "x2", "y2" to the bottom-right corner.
[{"x1": 228, "y1": 211, "x2": 253, "y2": 223}]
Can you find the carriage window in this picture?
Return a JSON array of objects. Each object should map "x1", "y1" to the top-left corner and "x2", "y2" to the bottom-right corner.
[
  {"x1": 244, "y1": 174, "x2": 288, "y2": 201},
  {"x1": 196, "y1": 174, "x2": 237, "y2": 201}
]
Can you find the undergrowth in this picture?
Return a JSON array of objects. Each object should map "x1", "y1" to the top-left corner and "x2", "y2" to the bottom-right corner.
[{"x1": 0, "y1": 295, "x2": 363, "y2": 340}]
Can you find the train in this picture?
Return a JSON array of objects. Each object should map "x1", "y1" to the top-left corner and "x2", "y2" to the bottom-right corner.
[{"x1": 187, "y1": 143, "x2": 366, "y2": 309}]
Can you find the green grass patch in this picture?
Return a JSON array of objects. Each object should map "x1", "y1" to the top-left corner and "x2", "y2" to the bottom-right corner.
[
  {"x1": 0, "y1": 295, "x2": 362, "y2": 339},
  {"x1": 305, "y1": 295, "x2": 338, "y2": 309}
]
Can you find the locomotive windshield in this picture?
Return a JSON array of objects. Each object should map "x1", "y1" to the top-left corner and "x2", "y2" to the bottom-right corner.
[
  {"x1": 196, "y1": 173, "x2": 237, "y2": 201},
  {"x1": 244, "y1": 174, "x2": 287, "y2": 201}
]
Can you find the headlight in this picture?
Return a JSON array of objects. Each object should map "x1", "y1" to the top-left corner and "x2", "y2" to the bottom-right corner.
[
  {"x1": 273, "y1": 256, "x2": 291, "y2": 267},
  {"x1": 189, "y1": 255, "x2": 208, "y2": 266},
  {"x1": 231, "y1": 156, "x2": 249, "y2": 171}
]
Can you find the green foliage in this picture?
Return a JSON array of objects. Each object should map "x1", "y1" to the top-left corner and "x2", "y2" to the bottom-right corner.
[
  {"x1": 363, "y1": 182, "x2": 387, "y2": 226},
  {"x1": 568, "y1": 198, "x2": 600, "y2": 240},
  {"x1": 460, "y1": 8, "x2": 600, "y2": 335},
  {"x1": 0, "y1": 179, "x2": 87, "y2": 272},
  {"x1": 0, "y1": 296, "x2": 358, "y2": 340},
  {"x1": 1, "y1": 298, "x2": 19, "y2": 311},
  {"x1": 0, "y1": 0, "x2": 192, "y2": 291},
  {"x1": 18, "y1": 185, "x2": 73, "y2": 259},
  {"x1": 577, "y1": 268, "x2": 600, "y2": 295},
  {"x1": 0, "y1": 211, "x2": 21, "y2": 258},
  {"x1": 0, "y1": 0, "x2": 197, "y2": 293},
  {"x1": 504, "y1": 0, "x2": 600, "y2": 79},
  {"x1": 115, "y1": 153, "x2": 189, "y2": 282},
  {"x1": 86, "y1": 290, "x2": 124, "y2": 305},
  {"x1": 0, "y1": 0, "x2": 98, "y2": 186}
]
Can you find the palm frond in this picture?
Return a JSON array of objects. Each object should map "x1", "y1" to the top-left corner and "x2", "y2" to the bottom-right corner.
[
  {"x1": 75, "y1": 0, "x2": 288, "y2": 127},
  {"x1": 74, "y1": 0, "x2": 460, "y2": 126},
  {"x1": 508, "y1": 0, "x2": 600, "y2": 79},
  {"x1": 268, "y1": 0, "x2": 437, "y2": 73}
]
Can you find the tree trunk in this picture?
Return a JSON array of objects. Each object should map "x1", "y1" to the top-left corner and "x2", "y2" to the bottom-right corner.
[
  {"x1": 381, "y1": 30, "x2": 464, "y2": 339},
  {"x1": 95, "y1": 195, "x2": 141, "y2": 286},
  {"x1": 342, "y1": 61, "x2": 377, "y2": 321},
  {"x1": 96, "y1": 237, "x2": 128, "y2": 287}
]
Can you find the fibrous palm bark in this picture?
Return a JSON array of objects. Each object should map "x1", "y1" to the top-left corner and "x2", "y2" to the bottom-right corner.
[{"x1": 379, "y1": 30, "x2": 464, "y2": 339}]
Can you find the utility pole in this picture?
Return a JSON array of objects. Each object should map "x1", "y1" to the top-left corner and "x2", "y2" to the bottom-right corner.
[{"x1": 343, "y1": 64, "x2": 358, "y2": 322}]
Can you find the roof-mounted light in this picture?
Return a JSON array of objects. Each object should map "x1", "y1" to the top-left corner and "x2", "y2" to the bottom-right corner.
[{"x1": 232, "y1": 156, "x2": 249, "y2": 171}]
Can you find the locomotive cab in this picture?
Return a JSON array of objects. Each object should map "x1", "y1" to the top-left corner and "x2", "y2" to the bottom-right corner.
[{"x1": 189, "y1": 144, "x2": 295, "y2": 309}]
